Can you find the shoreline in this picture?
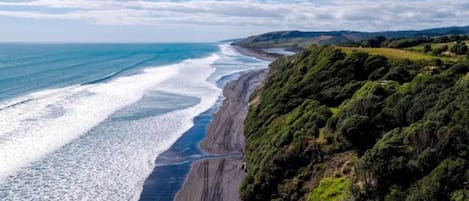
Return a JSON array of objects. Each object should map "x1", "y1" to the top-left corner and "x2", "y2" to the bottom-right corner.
[
  {"x1": 232, "y1": 45, "x2": 279, "y2": 61},
  {"x1": 138, "y1": 45, "x2": 272, "y2": 201},
  {"x1": 138, "y1": 70, "x2": 244, "y2": 201},
  {"x1": 138, "y1": 108, "x2": 214, "y2": 201},
  {"x1": 173, "y1": 46, "x2": 272, "y2": 201},
  {"x1": 174, "y1": 69, "x2": 267, "y2": 201}
]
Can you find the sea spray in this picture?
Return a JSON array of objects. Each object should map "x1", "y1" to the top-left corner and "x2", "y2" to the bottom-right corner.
[{"x1": 0, "y1": 44, "x2": 268, "y2": 200}]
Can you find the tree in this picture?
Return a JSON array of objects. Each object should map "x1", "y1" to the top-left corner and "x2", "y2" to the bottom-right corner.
[
  {"x1": 442, "y1": 45, "x2": 449, "y2": 52},
  {"x1": 451, "y1": 42, "x2": 468, "y2": 55},
  {"x1": 434, "y1": 45, "x2": 449, "y2": 55},
  {"x1": 434, "y1": 36, "x2": 450, "y2": 43},
  {"x1": 376, "y1": 36, "x2": 387, "y2": 43},
  {"x1": 362, "y1": 36, "x2": 387, "y2": 48},
  {"x1": 424, "y1": 44, "x2": 432, "y2": 53}
]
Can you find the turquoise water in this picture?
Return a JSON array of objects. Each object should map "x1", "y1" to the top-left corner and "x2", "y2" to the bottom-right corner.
[
  {"x1": 0, "y1": 43, "x2": 216, "y2": 100},
  {"x1": 0, "y1": 43, "x2": 268, "y2": 200}
]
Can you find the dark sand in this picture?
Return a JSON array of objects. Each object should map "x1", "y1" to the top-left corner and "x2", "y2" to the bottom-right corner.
[
  {"x1": 200, "y1": 69, "x2": 268, "y2": 154},
  {"x1": 232, "y1": 45, "x2": 278, "y2": 61},
  {"x1": 175, "y1": 69, "x2": 267, "y2": 201},
  {"x1": 139, "y1": 109, "x2": 213, "y2": 201}
]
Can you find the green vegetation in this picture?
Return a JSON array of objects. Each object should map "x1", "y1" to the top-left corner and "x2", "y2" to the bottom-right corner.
[
  {"x1": 451, "y1": 41, "x2": 469, "y2": 55},
  {"x1": 308, "y1": 176, "x2": 352, "y2": 201},
  {"x1": 407, "y1": 40, "x2": 469, "y2": 52},
  {"x1": 241, "y1": 45, "x2": 469, "y2": 201},
  {"x1": 233, "y1": 26, "x2": 469, "y2": 52},
  {"x1": 342, "y1": 35, "x2": 469, "y2": 62},
  {"x1": 338, "y1": 47, "x2": 446, "y2": 61},
  {"x1": 351, "y1": 35, "x2": 469, "y2": 49}
]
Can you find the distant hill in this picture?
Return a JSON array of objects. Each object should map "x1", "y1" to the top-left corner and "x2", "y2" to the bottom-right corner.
[{"x1": 233, "y1": 26, "x2": 469, "y2": 50}]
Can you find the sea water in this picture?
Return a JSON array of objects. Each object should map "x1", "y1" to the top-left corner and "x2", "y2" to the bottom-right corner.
[{"x1": 0, "y1": 43, "x2": 269, "y2": 200}]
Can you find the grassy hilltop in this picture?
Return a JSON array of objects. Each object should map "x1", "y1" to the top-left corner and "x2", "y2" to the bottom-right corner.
[
  {"x1": 233, "y1": 26, "x2": 469, "y2": 52},
  {"x1": 240, "y1": 36, "x2": 469, "y2": 201}
]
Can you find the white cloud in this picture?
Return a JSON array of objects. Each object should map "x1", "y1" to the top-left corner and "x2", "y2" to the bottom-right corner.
[{"x1": 0, "y1": 0, "x2": 467, "y2": 31}]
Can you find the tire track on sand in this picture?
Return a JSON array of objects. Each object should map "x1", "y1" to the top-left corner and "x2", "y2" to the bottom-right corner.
[
  {"x1": 209, "y1": 159, "x2": 225, "y2": 201},
  {"x1": 200, "y1": 160, "x2": 209, "y2": 201}
]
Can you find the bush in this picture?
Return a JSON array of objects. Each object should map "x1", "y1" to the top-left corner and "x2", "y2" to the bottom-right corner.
[
  {"x1": 241, "y1": 45, "x2": 469, "y2": 201},
  {"x1": 406, "y1": 158, "x2": 468, "y2": 201},
  {"x1": 424, "y1": 44, "x2": 432, "y2": 53},
  {"x1": 451, "y1": 42, "x2": 468, "y2": 55}
]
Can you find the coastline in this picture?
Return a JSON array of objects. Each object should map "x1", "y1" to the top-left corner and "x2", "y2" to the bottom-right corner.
[
  {"x1": 138, "y1": 45, "x2": 271, "y2": 201},
  {"x1": 138, "y1": 109, "x2": 214, "y2": 201},
  {"x1": 200, "y1": 69, "x2": 267, "y2": 154},
  {"x1": 232, "y1": 45, "x2": 279, "y2": 61},
  {"x1": 174, "y1": 69, "x2": 267, "y2": 201}
]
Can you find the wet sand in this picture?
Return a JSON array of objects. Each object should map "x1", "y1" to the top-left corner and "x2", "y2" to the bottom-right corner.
[
  {"x1": 232, "y1": 45, "x2": 279, "y2": 61},
  {"x1": 175, "y1": 69, "x2": 267, "y2": 201}
]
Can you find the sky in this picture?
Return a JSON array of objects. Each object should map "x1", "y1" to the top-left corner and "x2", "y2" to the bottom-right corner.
[{"x1": 0, "y1": 0, "x2": 468, "y2": 42}]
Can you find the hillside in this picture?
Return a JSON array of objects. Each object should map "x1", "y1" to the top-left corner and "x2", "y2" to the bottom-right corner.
[
  {"x1": 233, "y1": 26, "x2": 469, "y2": 50},
  {"x1": 241, "y1": 44, "x2": 469, "y2": 201}
]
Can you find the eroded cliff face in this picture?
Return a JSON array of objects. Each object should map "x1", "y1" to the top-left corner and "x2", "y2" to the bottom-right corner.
[{"x1": 241, "y1": 46, "x2": 469, "y2": 201}]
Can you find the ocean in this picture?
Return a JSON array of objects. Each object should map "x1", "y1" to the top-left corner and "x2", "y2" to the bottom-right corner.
[{"x1": 0, "y1": 43, "x2": 269, "y2": 200}]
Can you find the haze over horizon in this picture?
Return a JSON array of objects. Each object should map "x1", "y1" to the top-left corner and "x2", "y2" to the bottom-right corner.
[{"x1": 0, "y1": 0, "x2": 468, "y2": 42}]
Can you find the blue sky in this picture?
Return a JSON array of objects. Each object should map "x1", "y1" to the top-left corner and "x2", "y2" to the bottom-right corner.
[{"x1": 0, "y1": 0, "x2": 468, "y2": 42}]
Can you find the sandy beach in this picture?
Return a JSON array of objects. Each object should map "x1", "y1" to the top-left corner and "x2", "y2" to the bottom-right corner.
[
  {"x1": 174, "y1": 69, "x2": 267, "y2": 201},
  {"x1": 232, "y1": 45, "x2": 279, "y2": 61}
]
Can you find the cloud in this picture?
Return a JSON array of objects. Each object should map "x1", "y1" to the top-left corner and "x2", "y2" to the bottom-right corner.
[{"x1": 0, "y1": 0, "x2": 468, "y2": 31}]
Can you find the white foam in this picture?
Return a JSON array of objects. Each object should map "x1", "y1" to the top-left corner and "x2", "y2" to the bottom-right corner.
[
  {"x1": 219, "y1": 43, "x2": 239, "y2": 57},
  {"x1": 208, "y1": 44, "x2": 270, "y2": 83},
  {"x1": 0, "y1": 55, "x2": 219, "y2": 179},
  {"x1": 0, "y1": 44, "x2": 268, "y2": 200}
]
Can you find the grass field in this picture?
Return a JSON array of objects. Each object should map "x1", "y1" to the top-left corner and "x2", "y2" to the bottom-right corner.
[
  {"x1": 308, "y1": 176, "x2": 352, "y2": 201},
  {"x1": 406, "y1": 40, "x2": 469, "y2": 52},
  {"x1": 337, "y1": 46, "x2": 452, "y2": 61}
]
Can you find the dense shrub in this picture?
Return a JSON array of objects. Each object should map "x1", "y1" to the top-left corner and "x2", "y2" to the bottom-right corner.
[
  {"x1": 241, "y1": 45, "x2": 469, "y2": 201},
  {"x1": 451, "y1": 41, "x2": 468, "y2": 55}
]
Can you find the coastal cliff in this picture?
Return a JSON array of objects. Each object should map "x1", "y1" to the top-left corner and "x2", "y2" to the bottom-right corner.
[
  {"x1": 175, "y1": 34, "x2": 469, "y2": 201},
  {"x1": 241, "y1": 45, "x2": 469, "y2": 201}
]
